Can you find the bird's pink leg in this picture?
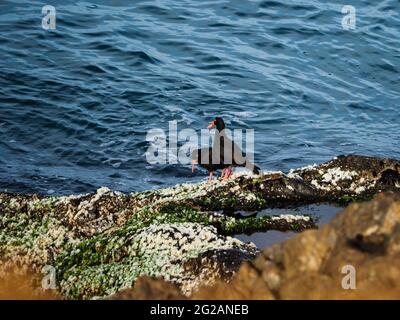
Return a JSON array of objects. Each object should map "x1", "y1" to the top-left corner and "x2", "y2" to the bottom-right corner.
[
  {"x1": 223, "y1": 167, "x2": 230, "y2": 180},
  {"x1": 223, "y1": 168, "x2": 230, "y2": 179},
  {"x1": 228, "y1": 166, "x2": 233, "y2": 178},
  {"x1": 208, "y1": 170, "x2": 213, "y2": 181}
]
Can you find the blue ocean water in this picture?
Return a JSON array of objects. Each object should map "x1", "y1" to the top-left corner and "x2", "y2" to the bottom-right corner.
[{"x1": 0, "y1": 0, "x2": 399, "y2": 195}]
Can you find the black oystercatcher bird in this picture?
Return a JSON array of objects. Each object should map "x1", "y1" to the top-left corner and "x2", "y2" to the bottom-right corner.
[
  {"x1": 207, "y1": 117, "x2": 260, "y2": 178},
  {"x1": 191, "y1": 147, "x2": 231, "y2": 181}
]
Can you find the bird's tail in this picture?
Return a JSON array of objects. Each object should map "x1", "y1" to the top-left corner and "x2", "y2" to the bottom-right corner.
[
  {"x1": 245, "y1": 162, "x2": 261, "y2": 175},
  {"x1": 253, "y1": 165, "x2": 261, "y2": 175}
]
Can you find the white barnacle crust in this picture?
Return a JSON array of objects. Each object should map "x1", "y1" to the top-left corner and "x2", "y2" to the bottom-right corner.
[
  {"x1": 321, "y1": 168, "x2": 357, "y2": 185},
  {"x1": 59, "y1": 222, "x2": 259, "y2": 298},
  {"x1": 271, "y1": 214, "x2": 310, "y2": 223}
]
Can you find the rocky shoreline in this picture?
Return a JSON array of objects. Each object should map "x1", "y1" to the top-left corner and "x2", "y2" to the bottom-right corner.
[
  {"x1": 0, "y1": 155, "x2": 399, "y2": 299},
  {"x1": 118, "y1": 192, "x2": 400, "y2": 300}
]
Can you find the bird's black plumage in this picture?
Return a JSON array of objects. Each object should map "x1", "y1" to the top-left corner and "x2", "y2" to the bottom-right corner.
[{"x1": 191, "y1": 147, "x2": 230, "y2": 172}]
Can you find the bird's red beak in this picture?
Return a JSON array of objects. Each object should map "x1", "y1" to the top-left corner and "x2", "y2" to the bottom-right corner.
[{"x1": 207, "y1": 120, "x2": 216, "y2": 129}]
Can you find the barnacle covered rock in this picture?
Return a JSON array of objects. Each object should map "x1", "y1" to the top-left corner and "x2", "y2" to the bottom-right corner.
[{"x1": 0, "y1": 155, "x2": 398, "y2": 299}]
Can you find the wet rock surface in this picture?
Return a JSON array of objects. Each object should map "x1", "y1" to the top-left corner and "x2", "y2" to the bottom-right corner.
[
  {"x1": 0, "y1": 155, "x2": 399, "y2": 299},
  {"x1": 287, "y1": 155, "x2": 400, "y2": 203}
]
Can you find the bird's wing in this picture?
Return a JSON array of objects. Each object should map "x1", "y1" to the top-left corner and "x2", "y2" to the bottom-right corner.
[
  {"x1": 232, "y1": 140, "x2": 247, "y2": 165},
  {"x1": 211, "y1": 146, "x2": 221, "y2": 164},
  {"x1": 217, "y1": 133, "x2": 246, "y2": 166}
]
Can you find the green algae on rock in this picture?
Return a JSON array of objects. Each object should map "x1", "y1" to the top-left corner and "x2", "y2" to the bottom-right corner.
[{"x1": 56, "y1": 222, "x2": 259, "y2": 299}]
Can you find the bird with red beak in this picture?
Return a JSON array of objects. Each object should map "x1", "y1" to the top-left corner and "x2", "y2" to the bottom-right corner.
[{"x1": 207, "y1": 117, "x2": 225, "y2": 130}]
